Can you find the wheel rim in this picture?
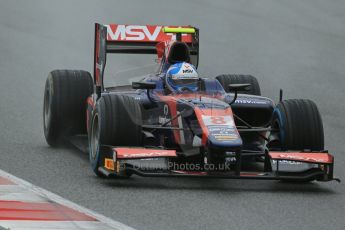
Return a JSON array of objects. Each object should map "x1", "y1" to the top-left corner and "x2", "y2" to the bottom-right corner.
[
  {"x1": 43, "y1": 79, "x2": 52, "y2": 130},
  {"x1": 268, "y1": 119, "x2": 282, "y2": 149},
  {"x1": 90, "y1": 114, "x2": 99, "y2": 160}
]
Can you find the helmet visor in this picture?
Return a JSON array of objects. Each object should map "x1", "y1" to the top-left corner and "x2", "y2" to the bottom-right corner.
[{"x1": 170, "y1": 78, "x2": 199, "y2": 86}]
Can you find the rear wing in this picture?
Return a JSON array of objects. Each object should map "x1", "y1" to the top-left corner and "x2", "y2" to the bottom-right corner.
[{"x1": 93, "y1": 23, "x2": 199, "y2": 95}]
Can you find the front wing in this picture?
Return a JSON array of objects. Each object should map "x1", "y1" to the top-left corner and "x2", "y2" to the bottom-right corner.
[{"x1": 98, "y1": 147, "x2": 339, "y2": 182}]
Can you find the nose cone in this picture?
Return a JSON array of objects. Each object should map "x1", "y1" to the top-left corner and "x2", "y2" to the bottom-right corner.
[
  {"x1": 193, "y1": 105, "x2": 242, "y2": 152},
  {"x1": 207, "y1": 132, "x2": 243, "y2": 149},
  {"x1": 204, "y1": 117, "x2": 243, "y2": 149}
]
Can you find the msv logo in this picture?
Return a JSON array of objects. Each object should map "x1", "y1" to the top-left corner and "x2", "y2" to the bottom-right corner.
[{"x1": 106, "y1": 25, "x2": 162, "y2": 41}]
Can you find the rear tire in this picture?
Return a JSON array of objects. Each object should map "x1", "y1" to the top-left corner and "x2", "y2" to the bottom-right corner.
[
  {"x1": 215, "y1": 74, "x2": 261, "y2": 95},
  {"x1": 89, "y1": 94, "x2": 142, "y2": 177},
  {"x1": 269, "y1": 99, "x2": 324, "y2": 151},
  {"x1": 43, "y1": 70, "x2": 93, "y2": 147}
]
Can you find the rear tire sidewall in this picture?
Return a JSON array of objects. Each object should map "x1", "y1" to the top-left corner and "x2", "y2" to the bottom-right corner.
[
  {"x1": 43, "y1": 70, "x2": 93, "y2": 147},
  {"x1": 43, "y1": 73, "x2": 66, "y2": 146},
  {"x1": 43, "y1": 74, "x2": 55, "y2": 145}
]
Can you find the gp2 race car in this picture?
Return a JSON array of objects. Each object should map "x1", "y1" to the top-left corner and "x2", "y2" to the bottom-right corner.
[{"x1": 43, "y1": 23, "x2": 339, "y2": 183}]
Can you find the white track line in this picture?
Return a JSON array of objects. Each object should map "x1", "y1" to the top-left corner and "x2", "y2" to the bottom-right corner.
[{"x1": 0, "y1": 169, "x2": 136, "y2": 230}]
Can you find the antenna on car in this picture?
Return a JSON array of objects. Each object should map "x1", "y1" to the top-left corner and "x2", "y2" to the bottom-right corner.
[{"x1": 279, "y1": 89, "x2": 283, "y2": 101}]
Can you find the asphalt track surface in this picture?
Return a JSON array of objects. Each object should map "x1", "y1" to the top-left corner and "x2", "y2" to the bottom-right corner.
[{"x1": 1, "y1": 0, "x2": 345, "y2": 229}]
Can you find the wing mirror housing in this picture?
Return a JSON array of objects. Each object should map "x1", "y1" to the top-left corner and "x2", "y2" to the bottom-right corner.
[
  {"x1": 132, "y1": 81, "x2": 157, "y2": 104},
  {"x1": 228, "y1": 83, "x2": 251, "y2": 92},
  {"x1": 132, "y1": 81, "x2": 156, "y2": 90},
  {"x1": 228, "y1": 83, "x2": 251, "y2": 105}
]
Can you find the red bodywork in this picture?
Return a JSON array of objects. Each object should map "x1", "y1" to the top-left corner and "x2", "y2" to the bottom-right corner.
[
  {"x1": 156, "y1": 93, "x2": 238, "y2": 145},
  {"x1": 114, "y1": 148, "x2": 177, "y2": 159},
  {"x1": 269, "y1": 152, "x2": 333, "y2": 164}
]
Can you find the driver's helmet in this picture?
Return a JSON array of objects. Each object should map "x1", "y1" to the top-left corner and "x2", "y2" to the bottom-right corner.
[{"x1": 165, "y1": 62, "x2": 199, "y2": 93}]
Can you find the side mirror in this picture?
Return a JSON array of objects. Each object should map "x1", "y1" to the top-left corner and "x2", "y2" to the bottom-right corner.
[
  {"x1": 227, "y1": 83, "x2": 251, "y2": 105},
  {"x1": 132, "y1": 81, "x2": 156, "y2": 90},
  {"x1": 228, "y1": 83, "x2": 251, "y2": 92}
]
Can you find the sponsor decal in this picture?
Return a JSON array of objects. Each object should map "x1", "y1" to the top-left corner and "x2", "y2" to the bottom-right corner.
[
  {"x1": 278, "y1": 154, "x2": 327, "y2": 163},
  {"x1": 104, "y1": 158, "x2": 115, "y2": 170},
  {"x1": 269, "y1": 152, "x2": 333, "y2": 164},
  {"x1": 182, "y1": 69, "x2": 194, "y2": 74},
  {"x1": 172, "y1": 74, "x2": 197, "y2": 79},
  {"x1": 271, "y1": 160, "x2": 303, "y2": 165},
  {"x1": 158, "y1": 116, "x2": 171, "y2": 125},
  {"x1": 106, "y1": 25, "x2": 161, "y2": 41},
  {"x1": 203, "y1": 117, "x2": 238, "y2": 141},
  {"x1": 207, "y1": 125, "x2": 238, "y2": 141},
  {"x1": 234, "y1": 99, "x2": 268, "y2": 104},
  {"x1": 121, "y1": 152, "x2": 174, "y2": 158},
  {"x1": 214, "y1": 135, "x2": 238, "y2": 141},
  {"x1": 114, "y1": 148, "x2": 177, "y2": 159},
  {"x1": 208, "y1": 126, "x2": 235, "y2": 134},
  {"x1": 106, "y1": 25, "x2": 193, "y2": 42},
  {"x1": 169, "y1": 62, "x2": 198, "y2": 80},
  {"x1": 202, "y1": 115, "x2": 235, "y2": 126}
]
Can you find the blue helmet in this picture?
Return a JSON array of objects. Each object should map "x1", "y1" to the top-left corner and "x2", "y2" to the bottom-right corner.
[{"x1": 165, "y1": 62, "x2": 199, "y2": 93}]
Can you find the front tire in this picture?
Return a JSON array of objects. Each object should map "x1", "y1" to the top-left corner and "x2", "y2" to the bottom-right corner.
[
  {"x1": 89, "y1": 94, "x2": 143, "y2": 177},
  {"x1": 269, "y1": 99, "x2": 324, "y2": 151}
]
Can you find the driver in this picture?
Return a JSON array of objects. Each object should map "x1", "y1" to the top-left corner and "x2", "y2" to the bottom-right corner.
[{"x1": 165, "y1": 62, "x2": 199, "y2": 94}]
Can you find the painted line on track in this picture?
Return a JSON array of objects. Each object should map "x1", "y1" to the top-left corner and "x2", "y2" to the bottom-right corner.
[{"x1": 0, "y1": 169, "x2": 136, "y2": 230}]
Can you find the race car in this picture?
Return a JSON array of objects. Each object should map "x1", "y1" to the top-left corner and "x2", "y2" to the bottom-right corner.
[{"x1": 43, "y1": 23, "x2": 339, "y2": 182}]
